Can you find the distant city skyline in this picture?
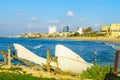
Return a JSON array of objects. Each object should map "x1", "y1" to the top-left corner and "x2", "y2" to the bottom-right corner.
[{"x1": 0, "y1": 0, "x2": 120, "y2": 36}]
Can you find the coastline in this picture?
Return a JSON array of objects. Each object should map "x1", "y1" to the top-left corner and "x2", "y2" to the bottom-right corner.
[
  {"x1": 2, "y1": 36, "x2": 120, "y2": 43},
  {"x1": 42, "y1": 37, "x2": 120, "y2": 43}
]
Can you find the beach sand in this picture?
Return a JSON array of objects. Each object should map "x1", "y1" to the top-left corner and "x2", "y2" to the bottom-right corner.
[{"x1": 43, "y1": 37, "x2": 120, "y2": 43}]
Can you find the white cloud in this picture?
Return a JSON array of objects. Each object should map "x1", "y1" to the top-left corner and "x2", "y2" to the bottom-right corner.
[
  {"x1": 0, "y1": 22, "x2": 12, "y2": 27},
  {"x1": 27, "y1": 24, "x2": 32, "y2": 28},
  {"x1": 66, "y1": 11, "x2": 74, "y2": 17},
  {"x1": 27, "y1": 24, "x2": 41, "y2": 28},
  {"x1": 27, "y1": 24, "x2": 35, "y2": 28},
  {"x1": 93, "y1": 23, "x2": 101, "y2": 27},
  {"x1": 30, "y1": 17, "x2": 38, "y2": 22},
  {"x1": 48, "y1": 20, "x2": 59, "y2": 24},
  {"x1": 79, "y1": 18, "x2": 84, "y2": 22},
  {"x1": 0, "y1": 22, "x2": 6, "y2": 25},
  {"x1": 16, "y1": 13, "x2": 24, "y2": 16}
]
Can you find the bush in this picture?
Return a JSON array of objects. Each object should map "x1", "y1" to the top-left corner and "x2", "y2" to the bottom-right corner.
[
  {"x1": 0, "y1": 72, "x2": 55, "y2": 80},
  {"x1": 80, "y1": 64, "x2": 113, "y2": 80}
]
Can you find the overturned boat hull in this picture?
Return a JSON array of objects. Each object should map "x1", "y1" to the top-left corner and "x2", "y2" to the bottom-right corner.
[
  {"x1": 55, "y1": 44, "x2": 93, "y2": 74},
  {"x1": 14, "y1": 44, "x2": 46, "y2": 65},
  {"x1": 14, "y1": 44, "x2": 57, "y2": 67}
]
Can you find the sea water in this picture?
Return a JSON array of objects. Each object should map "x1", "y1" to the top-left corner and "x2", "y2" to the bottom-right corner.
[{"x1": 0, "y1": 38, "x2": 120, "y2": 69}]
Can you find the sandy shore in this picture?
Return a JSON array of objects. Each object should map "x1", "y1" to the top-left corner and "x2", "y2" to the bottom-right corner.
[{"x1": 43, "y1": 37, "x2": 120, "y2": 43}]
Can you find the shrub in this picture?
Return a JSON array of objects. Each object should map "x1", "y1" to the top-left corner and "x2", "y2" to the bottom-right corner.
[{"x1": 80, "y1": 64, "x2": 113, "y2": 80}]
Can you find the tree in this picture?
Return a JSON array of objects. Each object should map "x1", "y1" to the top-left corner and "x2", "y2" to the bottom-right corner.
[
  {"x1": 82, "y1": 27, "x2": 93, "y2": 37},
  {"x1": 86, "y1": 27, "x2": 92, "y2": 37},
  {"x1": 87, "y1": 27, "x2": 92, "y2": 32},
  {"x1": 82, "y1": 28, "x2": 86, "y2": 37},
  {"x1": 73, "y1": 32, "x2": 80, "y2": 37}
]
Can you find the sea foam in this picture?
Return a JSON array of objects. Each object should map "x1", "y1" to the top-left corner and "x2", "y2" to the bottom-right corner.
[
  {"x1": 105, "y1": 43, "x2": 115, "y2": 49},
  {"x1": 33, "y1": 45, "x2": 42, "y2": 49}
]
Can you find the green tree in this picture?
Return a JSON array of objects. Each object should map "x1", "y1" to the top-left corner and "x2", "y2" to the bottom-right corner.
[
  {"x1": 73, "y1": 32, "x2": 80, "y2": 37},
  {"x1": 82, "y1": 28, "x2": 86, "y2": 37},
  {"x1": 86, "y1": 27, "x2": 92, "y2": 37}
]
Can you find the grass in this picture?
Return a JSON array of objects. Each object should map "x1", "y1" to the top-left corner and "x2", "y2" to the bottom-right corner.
[
  {"x1": 0, "y1": 72, "x2": 55, "y2": 80},
  {"x1": 0, "y1": 66, "x2": 55, "y2": 80}
]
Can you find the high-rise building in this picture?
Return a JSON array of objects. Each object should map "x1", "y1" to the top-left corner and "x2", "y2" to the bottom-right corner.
[
  {"x1": 48, "y1": 26, "x2": 56, "y2": 34},
  {"x1": 63, "y1": 26, "x2": 69, "y2": 32},
  {"x1": 77, "y1": 27, "x2": 83, "y2": 35}
]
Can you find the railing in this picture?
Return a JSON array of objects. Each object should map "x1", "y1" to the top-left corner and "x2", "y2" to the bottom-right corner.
[{"x1": 0, "y1": 44, "x2": 35, "y2": 67}]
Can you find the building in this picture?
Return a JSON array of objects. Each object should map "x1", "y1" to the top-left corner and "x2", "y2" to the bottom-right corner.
[
  {"x1": 48, "y1": 26, "x2": 56, "y2": 34},
  {"x1": 100, "y1": 26, "x2": 109, "y2": 36},
  {"x1": 109, "y1": 24, "x2": 120, "y2": 37},
  {"x1": 77, "y1": 27, "x2": 83, "y2": 35},
  {"x1": 100, "y1": 24, "x2": 120, "y2": 37},
  {"x1": 63, "y1": 26, "x2": 69, "y2": 32}
]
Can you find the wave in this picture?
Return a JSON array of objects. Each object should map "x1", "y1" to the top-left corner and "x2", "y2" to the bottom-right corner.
[
  {"x1": 95, "y1": 41, "x2": 103, "y2": 43},
  {"x1": 94, "y1": 41, "x2": 105, "y2": 45},
  {"x1": 33, "y1": 45, "x2": 42, "y2": 49},
  {"x1": 105, "y1": 43, "x2": 115, "y2": 49}
]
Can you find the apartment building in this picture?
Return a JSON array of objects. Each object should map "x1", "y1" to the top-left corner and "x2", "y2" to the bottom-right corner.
[
  {"x1": 100, "y1": 24, "x2": 120, "y2": 37},
  {"x1": 77, "y1": 27, "x2": 83, "y2": 35},
  {"x1": 63, "y1": 26, "x2": 69, "y2": 32},
  {"x1": 109, "y1": 24, "x2": 120, "y2": 37},
  {"x1": 48, "y1": 26, "x2": 56, "y2": 34}
]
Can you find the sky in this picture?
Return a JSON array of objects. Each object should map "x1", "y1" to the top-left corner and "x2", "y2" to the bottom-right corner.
[{"x1": 0, "y1": 0, "x2": 120, "y2": 36}]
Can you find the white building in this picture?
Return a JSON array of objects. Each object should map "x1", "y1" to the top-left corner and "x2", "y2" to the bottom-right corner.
[
  {"x1": 48, "y1": 26, "x2": 57, "y2": 34},
  {"x1": 77, "y1": 27, "x2": 83, "y2": 35}
]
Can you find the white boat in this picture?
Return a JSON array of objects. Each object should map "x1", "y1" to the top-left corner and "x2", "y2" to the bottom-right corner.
[
  {"x1": 14, "y1": 43, "x2": 93, "y2": 74},
  {"x1": 13, "y1": 43, "x2": 57, "y2": 67},
  {"x1": 13, "y1": 44, "x2": 47, "y2": 65},
  {"x1": 55, "y1": 44, "x2": 93, "y2": 74}
]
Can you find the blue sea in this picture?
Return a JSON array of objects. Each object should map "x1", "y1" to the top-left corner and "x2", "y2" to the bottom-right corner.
[{"x1": 0, "y1": 38, "x2": 120, "y2": 69}]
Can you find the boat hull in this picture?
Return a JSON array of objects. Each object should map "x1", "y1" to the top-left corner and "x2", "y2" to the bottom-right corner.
[
  {"x1": 55, "y1": 44, "x2": 93, "y2": 74},
  {"x1": 14, "y1": 43, "x2": 46, "y2": 65}
]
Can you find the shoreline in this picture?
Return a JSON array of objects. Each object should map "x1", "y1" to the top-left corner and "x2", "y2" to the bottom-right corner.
[
  {"x1": 2, "y1": 36, "x2": 120, "y2": 43},
  {"x1": 42, "y1": 37, "x2": 120, "y2": 43}
]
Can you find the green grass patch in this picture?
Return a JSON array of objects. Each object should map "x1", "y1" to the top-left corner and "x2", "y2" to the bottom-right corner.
[{"x1": 0, "y1": 72, "x2": 55, "y2": 80}]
